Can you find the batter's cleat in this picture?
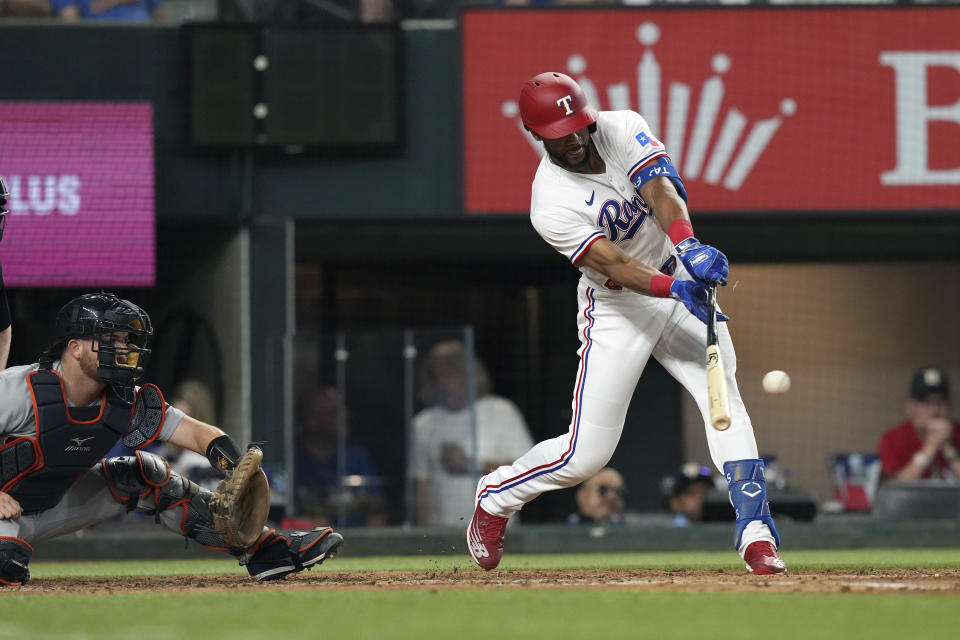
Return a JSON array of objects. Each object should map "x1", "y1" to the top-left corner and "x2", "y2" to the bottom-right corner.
[
  {"x1": 743, "y1": 541, "x2": 787, "y2": 575},
  {"x1": 243, "y1": 527, "x2": 344, "y2": 582},
  {"x1": 467, "y1": 503, "x2": 508, "y2": 570}
]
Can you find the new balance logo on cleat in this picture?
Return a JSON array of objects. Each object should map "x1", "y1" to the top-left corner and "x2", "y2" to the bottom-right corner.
[
  {"x1": 469, "y1": 539, "x2": 489, "y2": 559},
  {"x1": 466, "y1": 503, "x2": 508, "y2": 571}
]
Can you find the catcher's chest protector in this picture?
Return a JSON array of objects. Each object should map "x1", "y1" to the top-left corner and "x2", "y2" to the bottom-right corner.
[{"x1": 0, "y1": 368, "x2": 165, "y2": 513}]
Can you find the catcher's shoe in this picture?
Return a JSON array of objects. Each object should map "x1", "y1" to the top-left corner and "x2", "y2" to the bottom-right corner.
[
  {"x1": 743, "y1": 541, "x2": 787, "y2": 575},
  {"x1": 244, "y1": 527, "x2": 344, "y2": 582},
  {"x1": 467, "y1": 503, "x2": 508, "y2": 570}
]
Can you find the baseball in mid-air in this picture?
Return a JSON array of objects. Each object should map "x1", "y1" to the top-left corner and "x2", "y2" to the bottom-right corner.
[{"x1": 762, "y1": 370, "x2": 791, "y2": 394}]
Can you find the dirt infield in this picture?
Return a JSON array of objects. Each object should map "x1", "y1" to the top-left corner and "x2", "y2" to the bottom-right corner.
[{"x1": 7, "y1": 569, "x2": 960, "y2": 595}]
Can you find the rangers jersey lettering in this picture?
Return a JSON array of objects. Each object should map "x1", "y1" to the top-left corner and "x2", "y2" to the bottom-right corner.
[{"x1": 530, "y1": 110, "x2": 685, "y2": 290}]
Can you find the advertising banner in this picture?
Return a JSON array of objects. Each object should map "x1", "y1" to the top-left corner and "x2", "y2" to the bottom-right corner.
[
  {"x1": 0, "y1": 102, "x2": 155, "y2": 286},
  {"x1": 463, "y1": 8, "x2": 960, "y2": 214}
]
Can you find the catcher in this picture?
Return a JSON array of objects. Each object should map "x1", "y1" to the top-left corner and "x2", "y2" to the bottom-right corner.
[{"x1": 0, "y1": 292, "x2": 343, "y2": 586}]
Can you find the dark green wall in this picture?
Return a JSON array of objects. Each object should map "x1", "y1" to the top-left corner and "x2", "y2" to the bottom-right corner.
[{"x1": 0, "y1": 23, "x2": 458, "y2": 221}]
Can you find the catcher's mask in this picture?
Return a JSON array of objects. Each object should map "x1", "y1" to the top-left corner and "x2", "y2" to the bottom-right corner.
[
  {"x1": 0, "y1": 175, "x2": 8, "y2": 242},
  {"x1": 55, "y1": 292, "x2": 153, "y2": 402}
]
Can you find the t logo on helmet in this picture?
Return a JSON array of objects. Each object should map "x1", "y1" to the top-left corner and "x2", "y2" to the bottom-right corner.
[{"x1": 556, "y1": 95, "x2": 574, "y2": 116}]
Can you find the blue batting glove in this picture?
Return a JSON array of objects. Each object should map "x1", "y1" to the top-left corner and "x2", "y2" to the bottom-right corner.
[
  {"x1": 675, "y1": 238, "x2": 728, "y2": 285},
  {"x1": 670, "y1": 280, "x2": 729, "y2": 325}
]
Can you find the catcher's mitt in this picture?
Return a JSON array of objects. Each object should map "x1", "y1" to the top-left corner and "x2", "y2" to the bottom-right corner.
[{"x1": 209, "y1": 446, "x2": 271, "y2": 548}]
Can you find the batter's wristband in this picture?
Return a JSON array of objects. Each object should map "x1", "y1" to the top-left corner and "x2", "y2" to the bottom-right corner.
[
  {"x1": 667, "y1": 219, "x2": 695, "y2": 246},
  {"x1": 650, "y1": 274, "x2": 675, "y2": 298}
]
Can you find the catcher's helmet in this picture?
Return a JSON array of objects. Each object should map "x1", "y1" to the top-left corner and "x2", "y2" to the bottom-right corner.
[
  {"x1": 55, "y1": 292, "x2": 153, "y2": 397},
  {"x1": 519, "y1": 72, "x2": 598, "y2": 140}
]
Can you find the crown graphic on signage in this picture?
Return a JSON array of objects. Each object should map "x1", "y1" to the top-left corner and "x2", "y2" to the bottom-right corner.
[{"x1": 502, "y1": 22, "x2": 796, "y2": 191}]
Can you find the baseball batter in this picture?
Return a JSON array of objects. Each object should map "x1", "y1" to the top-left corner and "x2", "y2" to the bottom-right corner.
[
  {"x1": 0, "y1": 292, "x2": 343, "y2": 586},
  {"x1": 467, "y1": 72, "x2": 785, "y2": 575}
]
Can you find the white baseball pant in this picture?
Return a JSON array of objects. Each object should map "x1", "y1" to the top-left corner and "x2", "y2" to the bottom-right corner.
[{"x1": 477, "y1": 278, "x2": 759, "y2": 518}]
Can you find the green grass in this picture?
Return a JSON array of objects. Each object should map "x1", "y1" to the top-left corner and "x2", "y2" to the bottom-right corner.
[
  {"x1": 5, "y1": 550, "x2": 960, "y2": 640},
  {"x1": 1, "y1": 590, "x2": 958, "y2": 640}
]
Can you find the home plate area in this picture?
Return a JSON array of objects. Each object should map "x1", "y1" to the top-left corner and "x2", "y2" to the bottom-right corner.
[{"x1": 6, "y1": 569, "x2": 960, "y2": 595}]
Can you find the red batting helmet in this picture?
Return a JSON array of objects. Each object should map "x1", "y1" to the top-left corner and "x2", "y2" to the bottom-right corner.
[{"x1": 519, "y1": 72, "x2": 599, "y2": 140}]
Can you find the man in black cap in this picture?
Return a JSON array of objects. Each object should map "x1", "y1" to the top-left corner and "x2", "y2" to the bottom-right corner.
[
  {"x1": 877, "y1": 367, "x2": 960, "y2": 481},
  {"x1": 660, "y1": 462, "x2": 717, "y2": 526}
]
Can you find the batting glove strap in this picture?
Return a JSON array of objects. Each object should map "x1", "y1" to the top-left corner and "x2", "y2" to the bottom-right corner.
[
  {"x1": 675, "y1": 237, "x2": 729, "y2": 286},
  {"x1": 724, "y1": 459, "x2": 781, "y2": 550},
  {"x1": 669, "y1": 280, "x2": 729, "y2": 325}
]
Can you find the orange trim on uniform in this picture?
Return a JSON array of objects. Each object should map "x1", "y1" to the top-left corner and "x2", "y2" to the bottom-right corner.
[
  {"x1": 170, "y1": 500, "x2": 231, "y2": 551},
  {"x1": 99, "y1": 458, "x2": 132, "y2": 502},
  {"x1": 248, "y1": 528, "x2": 280, "y2": 553},
  {"x1": 134, "y1": 450, "x2": 170, "y2": 487},
  {"x1": 0, "y1": 536, "x2": 34, "y2": 553},
  {"x1": 8, "y1": 369, "x2": 110, "y2": 496},
  {"x1": 0, "y1": 437, "x2": 42, "y2": 493},
  {"x1": 1, "y1": 371, "x2": 52, "y2": 493},
  {"x1": 0, "y1": 535, "x2": 31, "y2": 584},
  {"x1": 178, "y1": 501, "x2": 230, "y2": 549},
  {"x1": 298, "y1": 529, "x2": 329, "y2": 551},
  {"x1": 170, "y1": 498, "x2": 192, "y2": 531},
  {"x1": 29, "y1": 369, "x2": 108, "y2": 425}
]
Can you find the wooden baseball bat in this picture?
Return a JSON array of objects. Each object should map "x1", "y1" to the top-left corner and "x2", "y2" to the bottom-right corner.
[{"x1": 706, "y1": 284, "x2": 731, "y2": 431}]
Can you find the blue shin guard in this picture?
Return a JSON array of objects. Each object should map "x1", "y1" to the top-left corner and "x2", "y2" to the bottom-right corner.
[{"x1": 724, "y1": 459, "x2": 781, "y2": 550}]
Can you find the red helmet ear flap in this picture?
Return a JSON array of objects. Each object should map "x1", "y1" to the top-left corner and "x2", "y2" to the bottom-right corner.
[{"x1": 519, "y1": 72, "x2": 598, "y2": 140}]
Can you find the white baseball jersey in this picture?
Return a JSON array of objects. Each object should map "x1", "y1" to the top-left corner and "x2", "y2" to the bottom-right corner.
[
  {"x1": 476, "y1": 109, "x2": 775, "y2": 553},
  {"x1": 530, "y1": 110, "x2": 675, "y2": 289}
]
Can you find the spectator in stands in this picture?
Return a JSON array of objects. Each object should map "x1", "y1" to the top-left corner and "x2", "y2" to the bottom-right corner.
[
  {"x1": 0, "y1": 0, "x2": 50, "y2": 16},
  {"x1": 660, "y1": 462, "x2": 715, "y2": 526},
  {"x1": 51, "y1": 0, "x2": 163, "y2": 21},
  {"x1": 293, "y1": 386, "x2": 387, "y2": 527},
  {"x1": 411, "y1": 340, "x2": 534, "y2": 526},
  {"x1": 877, "y1": 367, "x2": 960, "y2": 482},
  {"x1": 568, "y1": 467, "x2": 627, "y2": 526}
]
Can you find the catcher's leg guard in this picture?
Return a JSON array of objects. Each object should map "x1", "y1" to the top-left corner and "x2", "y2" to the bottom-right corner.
[
  {"x1": 0, "y1": 537, "x2": 33, "y2": 586},
  {"x1": 241, "y1": 527, "x2": 344, "y2": 582},
  {"x1": 100, "y1": 452, "x2": 234, "y2": 551},
  {"x1": 724, "y1": 458, "x2": 781, "y2": 550}
]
